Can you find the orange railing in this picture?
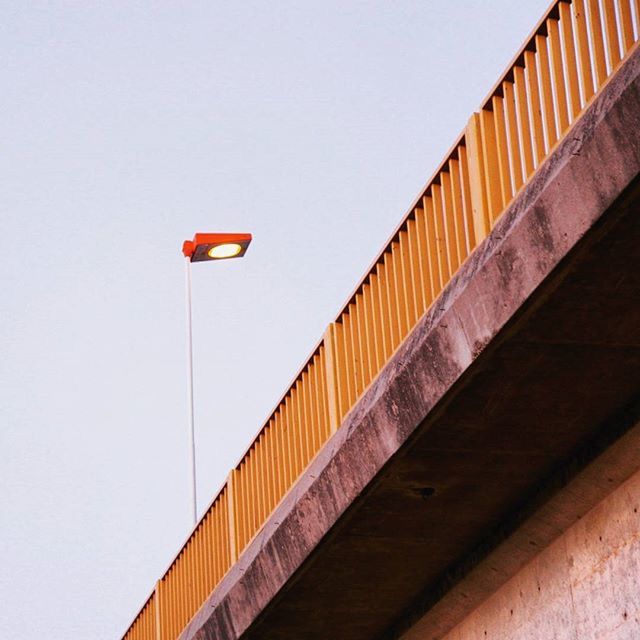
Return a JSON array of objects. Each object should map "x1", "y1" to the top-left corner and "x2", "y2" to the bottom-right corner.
[
  {"x1": 124, "y1": 593, "x2": 155, "y2": 640},
  {"x1": 123, "y1": 1, "x2": 639, "y2": 638},
  {"x1": 231, "y1": 342, "x2": 332, "y2": 553},
  {"x1": 325, "y1": 133, "x2": 476, "y2": 418},
  {"x1": 156, "y1": 486, "x2": 233, "y2": 640}
]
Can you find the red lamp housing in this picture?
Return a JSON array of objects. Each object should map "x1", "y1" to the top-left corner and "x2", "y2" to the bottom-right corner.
[{"x1": 182, "y1": 233, "x2": 252, "y2": 262}]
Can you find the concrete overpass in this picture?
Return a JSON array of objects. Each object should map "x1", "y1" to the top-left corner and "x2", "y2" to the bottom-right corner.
[{"x1": 123, "y1": 2, "x2": 640, "y2": 639}]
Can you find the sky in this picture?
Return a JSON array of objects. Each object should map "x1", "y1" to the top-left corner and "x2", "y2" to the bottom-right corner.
[{"x1": 0, "y1": 1, "x2": 550, "y2": 638}]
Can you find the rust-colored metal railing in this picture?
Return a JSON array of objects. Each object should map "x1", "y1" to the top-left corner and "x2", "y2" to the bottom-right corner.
[
  {"x1": 125, "y1": 593, "x2": 155, "y2": 640},
  {"x1": 122, "y1": 1, "x2": 639, "y2": 638},
  {"x1": 231, "y1": 342, "x2": 332, "y2": 553},
  {"x1": 155, "y1": 485, "x2": 233, "y2": 640},
  {"x1": 324, "y1": 134, "x2": 476, "y2": 419}
]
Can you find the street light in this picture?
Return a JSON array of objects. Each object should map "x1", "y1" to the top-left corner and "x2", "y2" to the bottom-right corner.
[{"x1": 181, "y1": 232, "x2": 252, "y2": 525}]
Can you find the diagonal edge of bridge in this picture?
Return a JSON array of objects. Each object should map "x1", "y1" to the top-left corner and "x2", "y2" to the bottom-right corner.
[{"x1": 179, "y1": 44, "x2": 640, "y2": 640}]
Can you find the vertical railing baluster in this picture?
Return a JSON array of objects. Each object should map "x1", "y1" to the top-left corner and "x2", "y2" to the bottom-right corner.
[
  {"x1": 440, "y1": 170, "x2": 459, "y2": 274},
  {"x1": 492, "y1": 94, "x2": 513, "y2": 207},
  {"x1": 603, "y1": 0, "x2": 622, "y2": 68},
  {"x1": 458, "y1": 143, "x2": 476, "y2": 254},
  {"x1": 503, "y1": 80, "x2": 524, "y2": 192},
  {"x1": 465, "y1": 113, "x2": 490, "y2": 243},
  {"x1": 525, "y1": 49, "x2": 546, "y2": 166},
  {"x1": 560, "y1": 1, "x2": 583, "y2": 119},
  {"x1": 536, "y1": 32, "x2": 559, "y2": 151},
  {"x1": 323, "y1": 325, "x2": 341, "y2": 432},
  {"x1": 548, "y1": 17, "x2": 571, "y2": 133},
  {"x1": 154, "y1": 582, "x2": 162, "y2": 640},
  {"x1": 588, "y1": 0, "x2": 609, "y2": 85},
  {"x1": 617, "y1": 0, "x2": 635, "y2": 54},
  {"x1": 574, "y1": 0, "x2": 596, "y2": 103},
  {"x1": 406, "y1": 216, "x2": 427, "y2": 317},
  {"x1": 449, "y1": 159, "x2": 468, "y2": 264}
]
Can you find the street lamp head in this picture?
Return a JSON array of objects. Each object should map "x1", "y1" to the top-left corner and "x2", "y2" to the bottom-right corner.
[{"x1": 182, "y1": 233, "x2": 252, "y2": 263}]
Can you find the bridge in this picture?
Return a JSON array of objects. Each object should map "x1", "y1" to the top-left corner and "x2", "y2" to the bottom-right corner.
[{"x1": 123, "y1": 1, "x2": 640, "y2": 638}]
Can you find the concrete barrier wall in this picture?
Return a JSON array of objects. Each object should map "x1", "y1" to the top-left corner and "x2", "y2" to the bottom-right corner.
[{"x1": 408, "y1": 467, "x2": 640, "y2": 640}]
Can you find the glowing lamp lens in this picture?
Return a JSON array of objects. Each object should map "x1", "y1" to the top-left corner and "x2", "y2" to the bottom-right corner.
[{"x1": 208, "y1": 243, "x2": 242, "y2": 259}]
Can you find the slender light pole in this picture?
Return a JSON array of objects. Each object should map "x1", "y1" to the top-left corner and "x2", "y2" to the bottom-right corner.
[
  {"x1": 181, "y1": 232, "x2": 252, "y2": 526},
  {"x1": 184, "y1": 255, "x2": 197, "y2": 525}
]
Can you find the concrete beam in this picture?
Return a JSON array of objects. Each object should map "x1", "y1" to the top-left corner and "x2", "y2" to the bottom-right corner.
[
  {"x1": 399, "y1": 409, "x2": 640, "y2": 640},
  {"x1": 417, "y1": 442, "x2": 640, "y2": 639}
]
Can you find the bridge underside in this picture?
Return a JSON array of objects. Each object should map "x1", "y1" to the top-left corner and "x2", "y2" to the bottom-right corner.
[{"x1": 181, "y1": 46, "x2": 640, "y2": 640}]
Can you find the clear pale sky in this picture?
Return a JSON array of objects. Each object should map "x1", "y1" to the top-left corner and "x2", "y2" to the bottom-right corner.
[{"x1": 1, "y1": 2, "x2": 549, "y2": 638}]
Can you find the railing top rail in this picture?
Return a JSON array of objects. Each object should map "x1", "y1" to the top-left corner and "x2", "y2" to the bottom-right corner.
[
  {"x1": 153, "y1": 476, "x2": 229, "y2": 584},
  {"x1": 479, "y1": 0, "x2": 562, "y2": 109},
  {"x1": 331, "y1": 129, "x2": 467, "y2": 323},
  {"x1": 121, "y1": 590, "x2": 155, "y2": 638},
  {"x1": 330, "y1": 1, "x2": 575, "y2": 327},
  {"x1": 231, "y1": 335, "x2": 325, "y2": 470}
]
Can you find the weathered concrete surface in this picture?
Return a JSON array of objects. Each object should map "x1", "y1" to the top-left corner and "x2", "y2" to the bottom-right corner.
[
  {"x1": 401, "y1": 411, "x2": 640, "y2": 640},
  {"x1": 180, "y1": 45, "x2": 640, "y2": 640},
  {"x1": 431, "y1": 462, "x2": 640, "y2": 640}
]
